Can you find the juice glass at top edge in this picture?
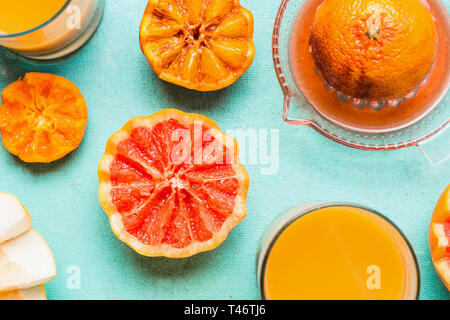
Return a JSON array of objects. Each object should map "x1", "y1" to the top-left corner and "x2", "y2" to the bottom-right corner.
[
  {"x1": 257, "y1": 203, "x2": 420, "y2": 300},
  {"x1": 273, "y1": 0, "x2": 450, "y2": 164},
  {"x1": 0, "y1": 0, "x2": 104, "y2": 60}
]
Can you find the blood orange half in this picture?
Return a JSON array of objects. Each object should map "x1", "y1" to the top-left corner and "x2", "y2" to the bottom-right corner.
[{"x1": 98, "y1": 109, "x2": 249, "y2": 258}]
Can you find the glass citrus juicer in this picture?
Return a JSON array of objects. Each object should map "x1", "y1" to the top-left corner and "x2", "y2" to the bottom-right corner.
[{"x1": 273, "y1": 0, "x2": 450, "y2": 165}]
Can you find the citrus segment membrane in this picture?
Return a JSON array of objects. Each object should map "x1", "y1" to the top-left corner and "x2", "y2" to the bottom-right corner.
[
  {"x1": 431, "y1": 221, "x2": 450, "y2": 288},
  {"x1": 99, "y1": 109, "x2": 249, "y2": 258},
  {"x1": 0, "y1": 72, "x2": 88, "y2": 163},
  {"x1": 140, "y1": 0, "x2": 255, "y2": 91}
]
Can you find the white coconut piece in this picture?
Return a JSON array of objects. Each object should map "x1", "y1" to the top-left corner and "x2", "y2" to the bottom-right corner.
[
  {"x1": 0, "y1": 229, "x2": 56, "y2": 292},
  {"x1": 0, "y1": 193, "x2": 32, "y2": 244},
  {"x1": 0, "y1": 285, "x2": 46, "y2": 300}
]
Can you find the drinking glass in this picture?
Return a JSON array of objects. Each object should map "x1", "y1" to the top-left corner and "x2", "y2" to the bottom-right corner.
[
  {"x1": 257, "y1": 202, "x2": 420, "y2": 300},
  {"x1": 0, "y1": 0, "x2": 104, "y2": 60}
]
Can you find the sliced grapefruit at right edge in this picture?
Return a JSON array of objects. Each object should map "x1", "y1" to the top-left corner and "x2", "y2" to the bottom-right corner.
[
  {"x1": 98, "y1": 109, "x2": 249, "y2": 258},
  {"x1": 429, "y1": 184, "x2": 450, "y2": 290}
]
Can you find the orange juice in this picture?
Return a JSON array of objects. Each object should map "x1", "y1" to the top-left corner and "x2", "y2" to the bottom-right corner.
[
  {"x1": 0, "y1": 0, "x2": 68, "y2": 34},
  {"x1": 258, "y1": 204, "x2": 419, "y2": 300},
  {"x1": 0, "y1": 0, "x2": 103, "y2": 60}
]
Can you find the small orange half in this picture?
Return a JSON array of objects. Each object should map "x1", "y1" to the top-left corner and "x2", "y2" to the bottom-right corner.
[
  {"x1": 139, "y1": 0, "x2": 255, "y2": 91},
  {"x1": 0, "y1": 73, "x2": 88, "y2": 163}
]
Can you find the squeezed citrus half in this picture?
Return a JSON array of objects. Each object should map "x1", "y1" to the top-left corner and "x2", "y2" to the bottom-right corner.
[
  {"x1": 0, "y1": 73, "x2": 88, "y2": 163},
  {"x1": 139, "y1": 0, "x2": 255, "y2": 91},
  {"x1": 0, "y1": 285, "x2": 46, "y2": 300},
  {"x1": 429, "y1": 184, "x2": 450, "y2": 290},
  {"x1": 98, "y1": 109, "x2": 249, "y2": 258},
  {"x1": 310, "y1": 0, "x2": 437, "y2": 100}
]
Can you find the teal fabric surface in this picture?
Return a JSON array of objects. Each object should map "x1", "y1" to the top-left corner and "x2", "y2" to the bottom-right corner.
[{"x1": 0, "y1": 0, "x2": 449, "y2": 300}]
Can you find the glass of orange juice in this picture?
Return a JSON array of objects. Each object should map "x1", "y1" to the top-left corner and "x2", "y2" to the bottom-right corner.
[
  {"x1": 0, "y1": 0, "x2": 104, "y2": 60},
  {"x1": 257, "y1": 203, "x2": 420, "y2": 300}
]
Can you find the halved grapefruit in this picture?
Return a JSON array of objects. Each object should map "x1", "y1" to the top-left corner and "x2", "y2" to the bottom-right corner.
[
  {"x1": 98, "y1": 109, "x2": 249, "y2": 258},
  {"x1": 429, "y1": 184, "x2": 450, "y2": 290}
]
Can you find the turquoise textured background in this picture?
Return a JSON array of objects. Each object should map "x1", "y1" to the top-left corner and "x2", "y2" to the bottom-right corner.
[{"x1": 0, "y1": 0, "x2": 449, "y2": 300}]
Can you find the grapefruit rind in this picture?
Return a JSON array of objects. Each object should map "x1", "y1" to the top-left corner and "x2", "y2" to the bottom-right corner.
[
  {"x1": 0, "y1": 229, "x2": 57, "y2": 293},
  {"x1": 98, "y1": 109, "x2": 249, "y2": 258},
  {"x1": 0, "y1": 193, "x2": 32, "y2": 244},
  {"x1": 139, "y1": 0, "x2": 255, "y2": 91}
]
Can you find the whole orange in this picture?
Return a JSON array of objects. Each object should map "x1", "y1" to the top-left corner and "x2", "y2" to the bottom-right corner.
[{"x1": 310, "y1": 0, "x2": 438, "y2": 101}]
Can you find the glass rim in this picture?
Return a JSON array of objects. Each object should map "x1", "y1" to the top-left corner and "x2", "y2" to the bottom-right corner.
[
  {"x1": 0, "y1": 0, "x2": 72, "y2": 39},
  {"x1": 258, "y1": 202, "x2": 421, "y2": 300}
]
